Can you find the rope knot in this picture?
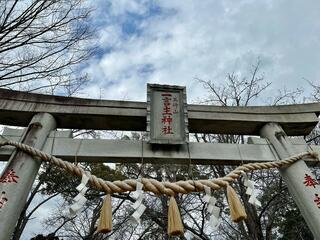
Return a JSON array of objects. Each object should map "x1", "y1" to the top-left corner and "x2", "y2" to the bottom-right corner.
[
  {"x1": 0, "y1": 135, "x2": 8, "y2": 147},
  {"x1": 309, "y1": 151, "x2": 319, "y2": 161}
]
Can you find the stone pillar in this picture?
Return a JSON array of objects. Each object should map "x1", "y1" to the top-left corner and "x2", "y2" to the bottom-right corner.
[
  {"x1": 0, "y1": 113, "x2": 56, "y2": 240},
  {"x1": 260, "y1": 122, "x2": 320, "y2": 239}
]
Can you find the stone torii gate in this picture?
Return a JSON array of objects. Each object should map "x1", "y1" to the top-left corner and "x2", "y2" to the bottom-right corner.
[{"x1": 0, "y1": 84, "x2": 320, "y2": 239}]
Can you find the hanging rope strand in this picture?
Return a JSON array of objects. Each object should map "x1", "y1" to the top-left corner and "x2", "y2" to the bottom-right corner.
[{"x1": 0, "y1": 137, "x2": 318, "y2": 196}]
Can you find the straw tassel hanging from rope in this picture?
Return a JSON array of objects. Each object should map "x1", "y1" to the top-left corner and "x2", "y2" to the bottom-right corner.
[
  {"x1": 167, "y1": 196, "x2": 184, "y2": 236},
  {"x1": 97, "y1": 194, "x2": 113, "y2": 233},
  {"x1": 226, "y1": 185, "x2": 247, "y2": 223},
  {"x1": 1, "y1": 138, "x2": 317, "y2": 233}
]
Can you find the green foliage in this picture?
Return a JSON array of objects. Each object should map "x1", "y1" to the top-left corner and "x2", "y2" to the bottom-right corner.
[
  {"x1": 39, "y1": 162, "x2": 126, "y2": 200},
  {"x1": 278, "y1": 209, "x2": 313, "y2": 240}
]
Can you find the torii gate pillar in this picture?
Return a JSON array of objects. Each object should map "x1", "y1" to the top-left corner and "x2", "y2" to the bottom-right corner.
[
  {"x1": 260, "y1": 123, "x2": 320, "y2": 239},
  {"x1": 0, "y1": 113, "x2": 56, "y2": 240}
]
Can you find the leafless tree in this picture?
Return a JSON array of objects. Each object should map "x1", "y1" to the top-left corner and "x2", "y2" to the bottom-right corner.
[
  {"x1": 196, "y1": 60, "x2": 270, "y2": 107},
  {"x1": 305, "y1": 81, "x2": 320, "y2": 145},
  {"x1": 194, "y1": 61, "x2": 312, "y2": 239},
  {"x1": 0, "y1": 0, "x2": 94, "y2": 94},
  {"x1": 1, "y1": 1, "x2": 95, "y2": 238}
]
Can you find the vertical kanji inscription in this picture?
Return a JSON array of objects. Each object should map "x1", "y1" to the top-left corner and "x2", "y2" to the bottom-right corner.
[
  {"x1": 0, "y1": 169, "x2": 19, "y2": 184},
  {"x1": 161, "y1": 93, "x2": 174, "y2": 135},
  {"x1": 0, "y1": 191, "x2": 8, "y2": 210},
  {"x1": 303, "y1": 174, "x2": 318, "y2": 188}
]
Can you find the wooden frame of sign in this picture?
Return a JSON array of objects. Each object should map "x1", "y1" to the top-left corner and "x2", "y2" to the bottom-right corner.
[{"x1": 147, "y1": 84, "x2": 189, "y2": 145}]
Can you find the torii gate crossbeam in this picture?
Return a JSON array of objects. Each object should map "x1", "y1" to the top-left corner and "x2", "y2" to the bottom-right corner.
[
  {"x1": 0, "y1": 88, "x2": 319, "y2": 135},
  {"x1": 1, "y1": 128, "x2": 320, "y2": 166},
  {"x1": 1, "y1": 87, "x2": 320, "y2": 239}
]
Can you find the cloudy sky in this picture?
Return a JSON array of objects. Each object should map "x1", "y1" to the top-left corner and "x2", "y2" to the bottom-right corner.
[
  {"x1": 80, "y1": 0, "x2": 320, "y2": 104},
  {"x1": 4, "y1": 0, "x2": 320, "y2": 238}
]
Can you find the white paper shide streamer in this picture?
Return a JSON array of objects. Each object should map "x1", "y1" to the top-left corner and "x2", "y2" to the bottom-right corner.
[
  {"x1": 185, "y1": 230, "x2": 201, "y2": 240},
  {"x1": 68, "y1": 172, "x2": 90, "y2": 217},
  {"x1": 130, "y1": 179, "x2": 146, "y2": 225},
  {"x1": 241, "y1": 172, "x2": 261, "y2": 207},
  {"x1": 203, "y1": 185, "x2": 221, "y2": 230}
]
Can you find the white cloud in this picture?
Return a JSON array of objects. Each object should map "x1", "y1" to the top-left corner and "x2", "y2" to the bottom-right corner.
[
  {"x1": 86, "y1": 0, "x2": 320, "y2": 103},
  {"x1": 108, "y1": 0, "x2": 149, "y2": 16}
]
